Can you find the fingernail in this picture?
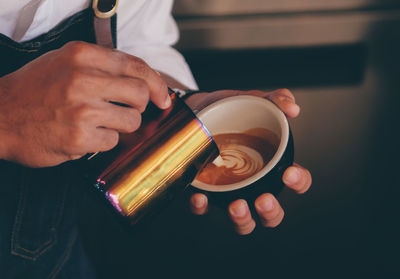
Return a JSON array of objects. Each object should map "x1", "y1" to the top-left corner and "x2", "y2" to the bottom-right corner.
[
  {"x1": 230, "y1": 201, "x2": 246, "y2": 217},
  {"x1": 194, "y1": 195, "x2": 206, "y2": 209},
  {"x1": 283, "y1": 167, "x2": 300, "y2": 185},
  {"x1": 164, "y1": 95, "x2": 172, "y2": 108},
  {"x1": 257, "y1": 198, "x2": 274, "y2": 212}
]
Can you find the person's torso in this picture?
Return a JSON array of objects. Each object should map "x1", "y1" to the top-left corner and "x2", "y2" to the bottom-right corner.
[
  {"x1": 0, "y1": 0, "x2": 149, "y2": 42},
  {"x1": 0, "y1": 2, "x2": 113, "y2": 277}
]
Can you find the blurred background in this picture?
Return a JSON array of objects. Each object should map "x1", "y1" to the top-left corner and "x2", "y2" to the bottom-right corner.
[{"x1": 83, "y1": 1, "x2": 400, "y2": 278}]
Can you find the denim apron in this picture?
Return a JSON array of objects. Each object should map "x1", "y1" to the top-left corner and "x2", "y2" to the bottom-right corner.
[{"x1": 0, "y1": 5, "x2": 116, "y2": 279}]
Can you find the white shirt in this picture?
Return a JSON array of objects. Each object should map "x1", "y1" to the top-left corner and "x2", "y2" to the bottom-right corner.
[{"x1": 0, "y1": 0, "x2": 198, "y2": 89}]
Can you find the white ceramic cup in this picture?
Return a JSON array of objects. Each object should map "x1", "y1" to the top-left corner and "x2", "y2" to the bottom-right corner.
[{"x1": 191, "y1": 95, "x2": 294, "y2": 202}]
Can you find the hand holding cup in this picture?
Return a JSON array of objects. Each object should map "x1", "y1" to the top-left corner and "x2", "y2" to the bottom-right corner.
[{"x1": 186, "y1": 89, "x2": 312, "y2": 235}]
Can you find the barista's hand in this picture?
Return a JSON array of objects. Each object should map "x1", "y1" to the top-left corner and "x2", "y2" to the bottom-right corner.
[
  {"x1": 188, "y1": 89, "x2": 312, "y2": 235},
  {"x1": 0, "y1": 41, "x2": 170, "y2": 167}
]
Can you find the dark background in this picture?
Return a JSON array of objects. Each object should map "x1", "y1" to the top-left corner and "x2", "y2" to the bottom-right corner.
[{"x1": 82, "y1": 2, "x2": 400, "y2": 278}]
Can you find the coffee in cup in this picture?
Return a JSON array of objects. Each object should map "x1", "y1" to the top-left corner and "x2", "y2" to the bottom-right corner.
[
  {"x1": 191, "y1": 95, "x2": 294, "y2": 203},
  {"x1": 196, "y1": 128, "x2": 279, "y2": 185}
]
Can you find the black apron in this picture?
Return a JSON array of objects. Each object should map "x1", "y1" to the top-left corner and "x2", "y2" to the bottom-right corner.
[{"x1": 0, "y1": 4, "x2": 116, "y2": 279}]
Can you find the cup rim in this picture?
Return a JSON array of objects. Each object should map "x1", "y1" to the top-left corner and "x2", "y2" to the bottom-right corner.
[{"x1": 191, "y1": 95, "x2": 289, "y2": 192}]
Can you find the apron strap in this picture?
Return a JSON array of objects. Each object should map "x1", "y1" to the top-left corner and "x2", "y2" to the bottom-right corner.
[{"x1": 92, "y1": 0, "x2": 118, "y2": 48}]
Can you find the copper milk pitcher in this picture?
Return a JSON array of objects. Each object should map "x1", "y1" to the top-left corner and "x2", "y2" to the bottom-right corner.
[{"x1": 86, "y1": 91, "x2": 218, "y2": 226}]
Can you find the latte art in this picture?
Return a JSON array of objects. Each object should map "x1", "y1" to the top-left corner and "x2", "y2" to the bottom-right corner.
[
  {"x1": 219, "y1": 144, "x2": 264, "y2": 177},
  {"x1": 196, "y1": 129, "x2": 279, "y2": 185}
]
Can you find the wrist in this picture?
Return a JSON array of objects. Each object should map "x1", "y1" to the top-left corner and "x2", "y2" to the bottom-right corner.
[
  {"x1": 0, "y1": 118, "x2": 18, "y2": 163},
  {"x1": 0, "y1": 132, "x2": 11, "y2": 161},
  {"x1": 0, "y1": 81, "x2": 15, "y2": 161}
]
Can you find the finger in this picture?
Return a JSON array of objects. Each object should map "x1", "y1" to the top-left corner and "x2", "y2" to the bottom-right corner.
[
  {"x1": 99, "y1": 50, "x2": 170, "y2": 110},
  {"x1": 228, "y1": 199, "x2": 256, "y2": 235},
  {"x1": 66, "y1": 127, "x2": 119, "y2": 155},
  {"x1": 63, "y1": 42, "x2": 170, "y2": 109},
  {"x1": 254, "y1": 193, "x2": 285, "y2": 228},
  {"x1": 84, "y1": 75, "x2": 151, "y2": 113},
  {"x1": 268, "y1": 88, "x2": 296, "y2": 102},
  {"x1": 267, "y1": 88, "x2": 300, "y2": 118},
  {"x1": 189, "y1": 193, "x2": 208, "y2": 215},
  {"x1": 114, "y1": 55, "x2": 170, "y2": 110},
  {"x1": 92, "y1": 128, "x2": 120, "y2": 152},
  {"x1": 95, "y1": 104, "x2": 142, "y2": 133},
  {"x1": 282, "y1": 163, "x2": 312, "y2": 194},
  {"x1": 103, "y1": 77, "x2": 150, "y2": 113}
]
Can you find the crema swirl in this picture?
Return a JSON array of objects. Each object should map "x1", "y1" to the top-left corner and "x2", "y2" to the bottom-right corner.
[
  {"x1": 196, "y1": 130, "x2": 278, "y2": 185},
  {"x1": 219, "y1": 144, "x2": 263, "y2": 177}
]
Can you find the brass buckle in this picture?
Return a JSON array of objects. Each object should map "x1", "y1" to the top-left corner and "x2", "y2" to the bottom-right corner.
[{"x1": 93, "y1": 0, "x2": 119, "y2": 19}]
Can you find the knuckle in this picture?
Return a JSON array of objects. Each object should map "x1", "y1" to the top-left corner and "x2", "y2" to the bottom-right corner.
[
  {"x1": 64, "y1": 41, "x2": 87, "y2": 49},
  {"x1": 63, "y1": 70, "x2": 87, "y2": 101},
  {"x1": 103, "y1": 131, "x2": 119, "y2": 150},
  {"x1": 64, "y1": 41, "x2": 91, "y2": 64},
  {"x1": 157, "y1": 80, "x2": 168, "y2": 99},
  {"x1": 63, "y1": 86, "x2": 76, "y2": 103},
  {"x1": 66, "y1": 127, "x2": 88, "y2": 153},
  {"x1": 131, "y1": 79, "x2": 150, "y2": 111},
  {"x1": 236, "y1": 220, "x2": 256, "y2": 235},
  {"x1": 124, "y1": 110, "x2": 141, "y2": 132},
  {"x1": 261, "y1": 211, "x2": 284, "y2": 228},
  {"x1": 67, "y1": 154, "x2": 84, "y2": 161},
  {"x1": 278, "y1": 88, "x2": 295, "y2": 100},
  {"x1": 74, "y1": 104, "x2": 92, "y2": 121},
  {"x1": 189, "y1": 193, "x2": 208, "y2": 212},
  {"x1": 68, "y1": 104, "x2": 94, "y2": 125},
  {"x1": 278, "y1": 88, "x2": 291, "y2": 95},
  {"x1": 130, "y1": 56, "x2": 150, "y2": 77}
]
